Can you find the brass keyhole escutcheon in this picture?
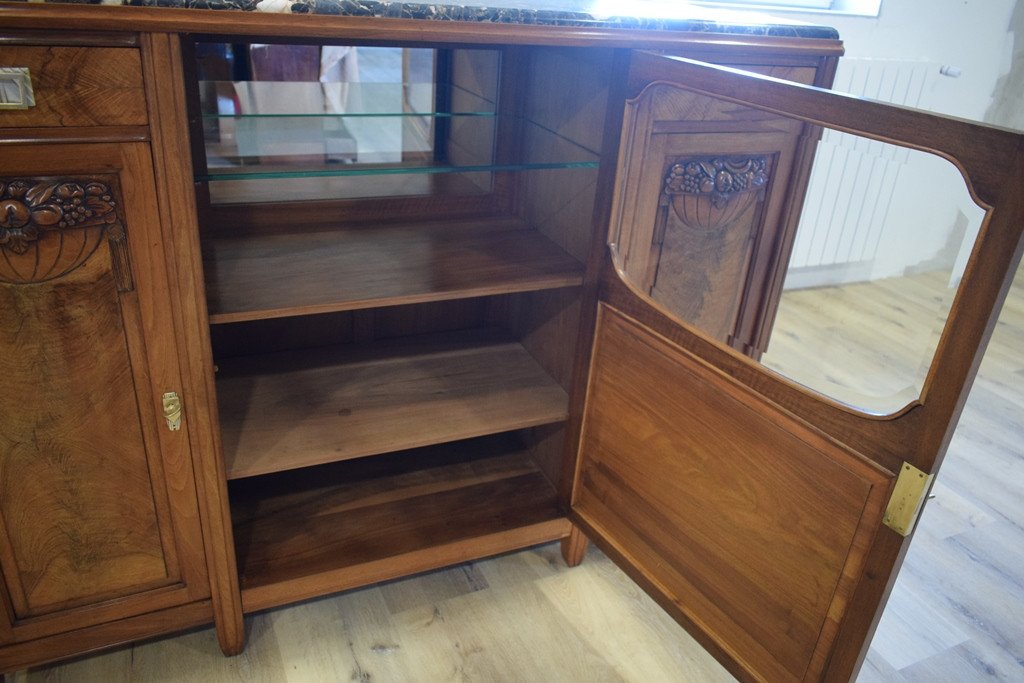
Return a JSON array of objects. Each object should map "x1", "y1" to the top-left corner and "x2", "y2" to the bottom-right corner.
[{"x1": 162, "y1": 391, "x2": 182, "y2": 431}]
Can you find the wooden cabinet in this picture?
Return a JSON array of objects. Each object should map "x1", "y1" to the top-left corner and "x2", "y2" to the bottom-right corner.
[
  {"x1": 190, "y1": 42, "x2": 597, "y2": 614},
  {"x1": 1, "y1": 7, "x2": 1023, "y2": 682},
  {"x1": 0, "y1": 141, "x2": 211, "y2": 663},
  {"x1": 0, "y1": 34, "x2": 228, "y2": 670}
]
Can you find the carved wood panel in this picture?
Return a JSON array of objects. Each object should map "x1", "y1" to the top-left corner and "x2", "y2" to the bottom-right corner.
[
  {"x1": 649, "y1": 155, "x2": 772, "y2": 342},
  {"x1": 0, "y1": 173, "x2": 174, "y2": 627},
  {"x1": 612, "y1": 82, "x2": 808, "y2": 357},
  {"x1": 0, "y1": 178, "x2": 133, "y2": 290}
]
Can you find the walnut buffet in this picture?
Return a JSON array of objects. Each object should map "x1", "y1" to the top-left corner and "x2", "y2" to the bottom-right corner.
[{"x1": 1, "y1": 4, "x2": 1023, "y2": 682}]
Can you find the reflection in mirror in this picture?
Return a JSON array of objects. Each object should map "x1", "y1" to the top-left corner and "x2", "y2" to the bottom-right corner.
[
  {"x1": 194, "y1": 44, "x2": 502, "y2": 203},
  {"x1": 197, "y1": 45, "x2": 447, "y2": 167},
  {"x1": 611, "y1": 84, "x2": 986, "y2": 414}
]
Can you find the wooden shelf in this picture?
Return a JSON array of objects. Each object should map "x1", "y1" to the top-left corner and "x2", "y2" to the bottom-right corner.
[
  {"x1": 206, "y1": 169, "x2": 491, "y2": 206},
  {"x1": 229, "y1": 434, "x2": 570, "y2": 612},
  {"x1": 203, "y1": 218, "x2": 584, "y2": 323},
  {"x1": 217, "y1": 329, "x2": 569, "y2": 479}
]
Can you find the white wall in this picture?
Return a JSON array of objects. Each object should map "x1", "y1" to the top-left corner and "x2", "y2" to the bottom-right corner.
[
  {"x1": 781, "y1": 0, "x2": 1017, "y2": 288},
  {"x1": 787, "y1": 0, "x2": 1017, "y2": 122}
]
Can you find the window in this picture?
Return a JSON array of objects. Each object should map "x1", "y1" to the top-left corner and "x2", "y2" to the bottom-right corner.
[{"x1": 693, "y1": 0, "x2": 881, "y2": 15}]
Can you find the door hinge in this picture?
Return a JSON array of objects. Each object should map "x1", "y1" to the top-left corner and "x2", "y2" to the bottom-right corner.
[
  {"x1": 883, "y1": 462, "x2": 934, "y2": 536},
  {"x1": 162, "y1": 391, "x2": 182, "y2": 431}
]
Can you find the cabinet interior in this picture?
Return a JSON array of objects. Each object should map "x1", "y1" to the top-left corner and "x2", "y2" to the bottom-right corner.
[{"x1": 187, "y1": 39, "x2": 612, "y2": 607}]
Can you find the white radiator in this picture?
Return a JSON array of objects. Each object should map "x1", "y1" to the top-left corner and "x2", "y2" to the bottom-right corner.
[{"x1": 786, "y1": 58, "x2": 944, "y2": 287}]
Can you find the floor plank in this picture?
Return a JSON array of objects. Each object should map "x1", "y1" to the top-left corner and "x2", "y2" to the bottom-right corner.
[
  {"x1": 855, "y1": 264, "x2": 1024, "y2": 681},
  {"x1": 17, "y1": 547, "x2": 731, "y2": 682}
]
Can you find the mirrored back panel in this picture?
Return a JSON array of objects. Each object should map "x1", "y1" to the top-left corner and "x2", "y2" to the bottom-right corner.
[{"x1": 192, "y1": 43, "x2": 599, "y2": 206}]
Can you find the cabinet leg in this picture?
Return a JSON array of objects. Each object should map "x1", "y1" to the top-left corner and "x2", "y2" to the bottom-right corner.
[
  {"x1": 216, "y1": 619, "x2": 246, "y2": 657},
  {"x1": 214, "y1": 603, "x2": 246, "y2": 656},
  {"x1": 560, "y1": 525, "x2": 588, "y2": 567}
]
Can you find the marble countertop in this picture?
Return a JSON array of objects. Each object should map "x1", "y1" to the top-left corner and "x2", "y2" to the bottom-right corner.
[{"x1": 40, "y1": 0, "x2": 838, "y2": 39}]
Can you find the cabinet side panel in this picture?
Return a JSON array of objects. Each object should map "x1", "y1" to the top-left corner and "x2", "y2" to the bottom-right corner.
[
  {"x1": 496, "y1": 48, "x2": 613, "y2": 483},
  {"x1": 574, "y1": 305, "x2": 891, "y2": 682},
  {"x1": 0, "y1": 239, "x2": 170, "y2": 619},
  {"x1": 516, "y1": 47, "x2": 612, "y2": 263}
]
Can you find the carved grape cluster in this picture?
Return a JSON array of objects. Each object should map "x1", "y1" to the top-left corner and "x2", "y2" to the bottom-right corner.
[
  {"x1": 670, "y1": 162, "x2": 716, "y2": 195},
  {"x1": 664, "y1": 157, "x2": 769, "y2": 208},
  {"x1": 0, "y1": 180, "x2": 117, "y2": 254}
]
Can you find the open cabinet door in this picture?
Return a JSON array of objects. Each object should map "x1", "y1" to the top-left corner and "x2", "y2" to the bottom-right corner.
[{"x1": 570, "y1": 51, "x2": 1024, "y2": 682}]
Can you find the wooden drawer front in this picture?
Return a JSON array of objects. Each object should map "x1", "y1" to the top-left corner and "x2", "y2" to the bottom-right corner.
[{"x1": 0, "y1": 46, "x2": 146, "y2": 128}]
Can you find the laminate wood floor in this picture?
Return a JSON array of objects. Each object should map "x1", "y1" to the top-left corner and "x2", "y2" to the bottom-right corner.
[
  {"x1": 14, "y1": 263, "x2": 1024, "y2": 683},
  {"x1": 13, "y1": 544, "x2": 734, "y2": 682},
  {"x1": 853, "y1": 262, "x2": 1024, "y2": 681}
]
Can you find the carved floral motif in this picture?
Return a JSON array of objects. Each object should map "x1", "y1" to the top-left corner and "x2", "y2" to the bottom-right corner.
[
  {"x1": 664, "y1": 157, "x2": 769, "y2": 209},
  {"x1": 0, "y1": 180, "x2": 118, "y2": 255},
  {"x1": 0, "y1": 178, "x2": 132, "y2": 289}
]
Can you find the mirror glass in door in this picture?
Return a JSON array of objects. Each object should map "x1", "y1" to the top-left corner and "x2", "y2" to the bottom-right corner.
[{"x1": 611, "y1": 84, "x2": 987, "y2": 414}]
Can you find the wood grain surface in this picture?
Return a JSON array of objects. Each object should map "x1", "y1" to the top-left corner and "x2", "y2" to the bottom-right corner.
[
  {"x1": 0, "y1": 251, "x2": 170, "y2": 619},
  {"x1": 0, "y1": 46, "x2": 146, "y2": 128},
  {"x1": 217, "y1": 329, "x2": 569, "y2": 479},
  {"x1": 230, "y1": 434, "x2": 568, "y2": 610},
  {"x1": 573, "y1": 305, "x2": 891, "y2": 682},
  {"x1": 204, "y1": 219, "x2": 584, "y2": 323}
]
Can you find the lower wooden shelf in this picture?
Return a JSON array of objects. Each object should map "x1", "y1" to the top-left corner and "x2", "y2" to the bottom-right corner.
[
  {"x1": 229, "y1": 434, "x2": 569, "y2": 612},
  {"x1": 217, "y1": 328, "x2": 570, "y2": 479}
]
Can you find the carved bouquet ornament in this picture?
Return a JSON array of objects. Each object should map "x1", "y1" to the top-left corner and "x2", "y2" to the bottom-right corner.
[
  {"x1": 0, "y1": 178, "x2": 130, "y2": 287},
  {"x1": 661, "y1": 156, "x2": 770, "y2": 233}
]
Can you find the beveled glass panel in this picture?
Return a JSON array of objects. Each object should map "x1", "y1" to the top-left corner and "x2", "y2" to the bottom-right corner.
[
  {"x1": 761, "y1": 132, "x2": 985, "y2": 412},
  {"x1": 611, "y1": 84, "x2": 987, "y2": 414}
]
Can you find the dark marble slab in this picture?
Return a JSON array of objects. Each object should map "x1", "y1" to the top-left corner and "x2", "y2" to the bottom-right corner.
[{"x1": 31, "y1": 0, "x2": 839, "y2": 39}]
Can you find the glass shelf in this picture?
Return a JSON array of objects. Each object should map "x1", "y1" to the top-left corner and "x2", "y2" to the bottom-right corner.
[
  {"x1": 200, "y1": 161, "x2": 599, "y2": 182},
  {"x1": 204, "y1": 111, "x2": 496, "y2": 119},
  {"x1": 196, "y1": 117, "x2": 600, "y2": 183},
  {"x1": 200, "y1": 81, "x2": 497, "y2": 118}
]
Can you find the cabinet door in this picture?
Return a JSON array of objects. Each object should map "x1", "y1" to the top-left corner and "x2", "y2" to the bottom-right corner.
[
  {"x1": 0, "y1": 143, "x2": 209, "y2": 644},
  {"x1": 611, "y1": 61, "x2": 818, "y2": 358},
  {"x1": 571, "y1": 52, "x2": 1024, "y2": 682}
]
